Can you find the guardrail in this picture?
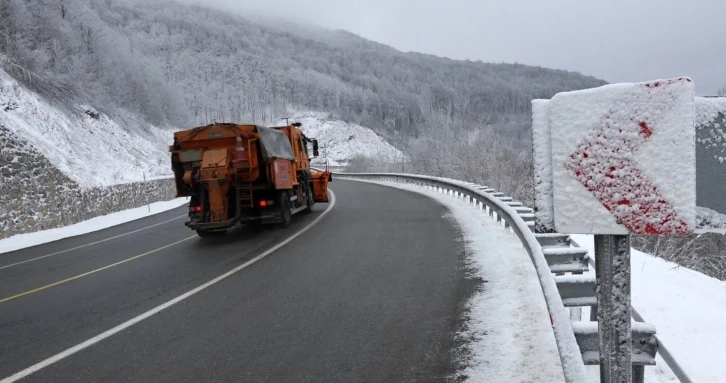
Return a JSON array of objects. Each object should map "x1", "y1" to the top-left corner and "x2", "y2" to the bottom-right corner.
[{"x1": 332, "y1": 172, "x2": 687, "y2": 383}]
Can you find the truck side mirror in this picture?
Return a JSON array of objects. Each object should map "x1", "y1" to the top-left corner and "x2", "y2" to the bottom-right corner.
[{"x1": 313, "y1": 140, "x2": 319, "y2": 157}]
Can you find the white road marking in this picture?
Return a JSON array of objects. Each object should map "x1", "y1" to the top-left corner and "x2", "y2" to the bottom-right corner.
[
  {"x1": 0, "y1": 190, "x2": 336, "y2": 383},
  {"x1": 0, "y1": 215, "x2": 187, "y2": 270}
]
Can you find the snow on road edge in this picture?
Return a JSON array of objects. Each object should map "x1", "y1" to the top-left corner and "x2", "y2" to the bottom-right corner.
[
  {"x1": 0, "y1": 198, "x2": 189, "y2": 255},
  {"x1": 355, "y1": 179, "x2": 566, "y2": 383}
]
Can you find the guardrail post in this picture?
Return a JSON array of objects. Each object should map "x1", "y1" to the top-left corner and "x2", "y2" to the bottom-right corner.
[{"x1": 595, "y1": 234, "x2": 632, "y2": 383}]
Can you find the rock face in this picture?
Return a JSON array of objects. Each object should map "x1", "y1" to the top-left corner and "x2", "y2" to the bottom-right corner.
[{"x1": 0, "y1": 125, "x2": 175, "y2": 239}]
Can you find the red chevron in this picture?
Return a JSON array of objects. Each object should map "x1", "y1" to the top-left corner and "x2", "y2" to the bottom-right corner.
[{"x1": 564, "y1": 79, "x2": 691, "y2": 235}]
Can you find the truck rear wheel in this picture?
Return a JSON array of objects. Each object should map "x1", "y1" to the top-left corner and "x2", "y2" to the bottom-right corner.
[
  {"x1": 303, "y1": 184, "x2": 314, "y2": 214},
  {"x1": 196, "y1": 229, "x2": 226, "y2": 238},
  {"x1": 279, "y1": 193, "x2": 292, "y2": 228}
]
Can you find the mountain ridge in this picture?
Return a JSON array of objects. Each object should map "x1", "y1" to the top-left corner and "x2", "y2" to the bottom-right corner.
[
  {"x1": 1, "y1": 0, "x2": 606, "y2": 133},
  {"x1": 1, "y1": 0, "x2": 607, "y2": 204}
]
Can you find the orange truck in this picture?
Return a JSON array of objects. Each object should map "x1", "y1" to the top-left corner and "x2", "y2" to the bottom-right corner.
[{"x1": 169, "y1": 122, "x2": 332, "y2": 237}]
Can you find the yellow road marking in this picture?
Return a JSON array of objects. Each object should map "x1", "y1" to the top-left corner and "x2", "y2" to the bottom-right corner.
[
  {"x1": 0, "y1": 190, "x2": 336, "y2": 383},
  {"x1": 0, "y1": 236, "x2": 195, "y2": 305},
  {"x1": 0, "y1": 214, "x2": 187, "y2": 270}
]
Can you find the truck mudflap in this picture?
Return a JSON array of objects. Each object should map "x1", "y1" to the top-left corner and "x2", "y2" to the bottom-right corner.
[{"x1": 311, "y1": 170, "x2": 332, "y2": 202}]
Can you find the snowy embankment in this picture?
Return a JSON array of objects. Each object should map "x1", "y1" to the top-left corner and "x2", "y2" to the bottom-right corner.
[
  {"x1": 573, "y1": 234, "x2": 726, "y2": 383},
  {"x1": 353, "y1": 179, "x2": 566, "y2": 382},
  {"x1": 0, "y1": 68, "x2": 174, "y2": 187},
  {"x1": 277, "y1": 112, "x2": 401, "y2": 167},
  {"x1": 0, "y1": 67, "x2": 181, "y2": 239},
  {"x1": 0, "y1": 198, "x2": 188, "y2": 255}
]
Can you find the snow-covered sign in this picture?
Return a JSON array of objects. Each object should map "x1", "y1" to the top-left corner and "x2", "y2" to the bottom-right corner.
[
  {"x1": 534, "y1": 78, "x2": 697, "y2": 235},
  {"x1": 532, "y1": 99, "x2": 556, "y2": 233},
  {"x1": 695, "y1": 97, "x2": 726, "y2": 225}
]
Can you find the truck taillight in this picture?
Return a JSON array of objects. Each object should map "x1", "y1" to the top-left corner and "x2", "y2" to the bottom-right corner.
[
  {"x1": 259, "y1": 200, "x2": 267, "y2": 207},
  {"x1": 190, "y1": 206, "x2": 202, "y2": 212}
]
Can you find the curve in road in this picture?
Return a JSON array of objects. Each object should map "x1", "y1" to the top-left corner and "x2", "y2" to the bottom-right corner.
[{"x1": 1, "y1": 180, "x2": 473, "y2": 383}]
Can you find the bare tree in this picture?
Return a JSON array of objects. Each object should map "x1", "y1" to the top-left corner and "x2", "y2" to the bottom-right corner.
[{"x1": 718, "y1": 86, "x2": 726, "y2": 97}]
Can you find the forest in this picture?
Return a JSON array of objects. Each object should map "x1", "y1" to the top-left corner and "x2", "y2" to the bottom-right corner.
[{"x1": 0, "y1": 0, "x2": 605, "y2": 205}]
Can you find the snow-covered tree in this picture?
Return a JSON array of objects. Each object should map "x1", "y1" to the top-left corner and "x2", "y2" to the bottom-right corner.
[{"x1": 0, "y1": 0, "x2": 605, "y2": 204}]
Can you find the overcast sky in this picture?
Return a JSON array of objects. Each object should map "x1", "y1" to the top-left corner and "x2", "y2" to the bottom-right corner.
[{"x1": 184, "y1": 0, "x2": 725, "y2": 95}]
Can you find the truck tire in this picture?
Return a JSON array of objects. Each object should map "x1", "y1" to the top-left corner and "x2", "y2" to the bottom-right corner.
[
  {"x1": 279, "y1": 192, "x2": 292, "y2": 228},
  {"x1": 303, "y1": 184, "x2": 314, "y2": 214},
  {"x1": 196, "y1": 229, "x2": 226, "y2": 238}
]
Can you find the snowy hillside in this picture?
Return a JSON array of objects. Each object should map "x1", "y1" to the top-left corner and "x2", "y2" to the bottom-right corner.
[
  {"x1": 0, "y1": 68, "x2": 174, "y2": 187},
  {"x1": 277, "y1": 112, "x2": 401, "y2": 167},
  {"x1": 1, "y1": 67, "x2": 395, "y2": 187}
]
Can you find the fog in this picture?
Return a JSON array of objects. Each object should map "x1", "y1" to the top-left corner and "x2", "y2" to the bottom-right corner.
[{"x1": 178, "y1": 0, "x2": 726, "y2": 95}]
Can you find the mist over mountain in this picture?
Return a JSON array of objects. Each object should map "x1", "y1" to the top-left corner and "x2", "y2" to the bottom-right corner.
[{"x1": 1, "y1": 0, "x2": 606, "y2": 202}]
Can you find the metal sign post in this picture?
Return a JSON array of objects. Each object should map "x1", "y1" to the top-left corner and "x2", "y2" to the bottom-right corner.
[{"x1": 594, "y1": 234, "x2": 632, "y2": 383}]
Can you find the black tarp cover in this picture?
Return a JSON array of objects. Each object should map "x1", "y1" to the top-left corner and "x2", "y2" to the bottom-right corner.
[{"x1": 256, "y1": 125, "x2": 295, "y2": 161}]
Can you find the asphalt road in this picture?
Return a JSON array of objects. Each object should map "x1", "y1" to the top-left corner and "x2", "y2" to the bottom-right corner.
[{"x1": 0, "y1": 180, "x2": 471, "y2": 383}]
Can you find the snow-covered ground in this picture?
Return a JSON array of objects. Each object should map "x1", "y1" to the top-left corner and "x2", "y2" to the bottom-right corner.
[
  {"x1": 573, "y1": 234, "x2": 726, "y2": 383},
  {"x1": 277, "y1": 112, "x2": 401, "y2": 167},
  {"x1": 0, "y1": 198, "x2": 188, "y2": 255},
  {"x1": 0, "y1": 68, "x2": 176, "y2": 187},
  {"x1": 354, "y1": 179, "x2": 566, "y2": 382}
]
